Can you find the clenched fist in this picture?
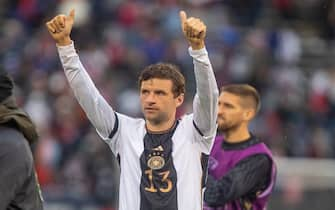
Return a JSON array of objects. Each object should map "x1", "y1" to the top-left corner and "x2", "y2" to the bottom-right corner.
[
  {"x1": 180, "y1": 11, "x2": 207, "y2": 50},
  {"x1": 46, "y1": 9, "x2": 75, "y2": 46}
]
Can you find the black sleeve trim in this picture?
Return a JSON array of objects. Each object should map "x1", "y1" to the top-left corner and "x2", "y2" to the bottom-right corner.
[
  {"x1": 108, "y1": 112, "x2": 119, "y2": 139},
  {"x1": 201, "y1": 153, "x2": 209, "y2": 188},
  {"x1": 193, "y1": 120, "x2": 204, "y2": 136}
]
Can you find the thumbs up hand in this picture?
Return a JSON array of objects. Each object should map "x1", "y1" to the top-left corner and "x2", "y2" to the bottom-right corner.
[
  {"x1": 46, "y1": 9, "x2": 75, "y2": 46},
  {"x1": 180, "y1": 10, "x2": 207, "y2": 50}
]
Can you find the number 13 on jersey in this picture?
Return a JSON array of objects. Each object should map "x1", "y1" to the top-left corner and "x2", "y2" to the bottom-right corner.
[{"x1": 144, "y1": 169, "x2": 173, "y2": 193}]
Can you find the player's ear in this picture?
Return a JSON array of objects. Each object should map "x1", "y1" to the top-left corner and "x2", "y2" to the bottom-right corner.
[
  {"x1": 243, "y1": 109, "x2": 255, "y2": 121},
  {"x1": 175, "y1": 93, "x2": 184, "y2": 108}
]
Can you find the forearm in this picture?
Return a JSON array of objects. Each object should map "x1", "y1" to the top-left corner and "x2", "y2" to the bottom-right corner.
[
  {"x1": 57, "y1": 42, "x2": 115, "y2": 138},
  {"x1": 190, "y1": 47, "x2": 219, "y2": 137}
]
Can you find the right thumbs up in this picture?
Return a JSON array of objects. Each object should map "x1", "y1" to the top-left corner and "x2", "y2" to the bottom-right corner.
[
  {"x1": 179, "y1": 10, "x2": 207, "y2": 50},
  {"x1": 46, "y1": 9, "x2": 75, "y2": 46}
]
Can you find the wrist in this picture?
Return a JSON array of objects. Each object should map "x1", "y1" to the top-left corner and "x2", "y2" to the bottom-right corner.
[
  {"x1": 57, "y1": 37, "x2": 72, "y2": 46},
  {"x1": 190, "y1": 41, "x2": 205, "y2": 50}
]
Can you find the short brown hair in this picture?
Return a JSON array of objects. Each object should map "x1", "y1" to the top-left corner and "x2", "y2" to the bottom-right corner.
[
  {"x1": 138, "y1": 63, "x2": 185, "y2": 97},
  {"x1": 221, "y1": 84, "x2": 261, "y2": 113}
]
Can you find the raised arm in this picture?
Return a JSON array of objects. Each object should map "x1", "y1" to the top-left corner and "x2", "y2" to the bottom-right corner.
[
  {"x1": 180, "y1": 11, "x2": 219, "y2": 140},
  {"x1": 46, "y1": 10, "x2": 116, "y2": 140}
]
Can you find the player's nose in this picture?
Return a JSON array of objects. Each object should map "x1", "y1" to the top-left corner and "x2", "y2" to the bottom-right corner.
[
  {"x1": 217, "y1": 107, "x2": 225, "y2": 115},
  {"x1": 145, "y1": 92, "x2": 156, "y2": 103}
]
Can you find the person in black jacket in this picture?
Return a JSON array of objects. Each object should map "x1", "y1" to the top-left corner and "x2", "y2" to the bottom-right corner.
[{"x1": 0, "y1": 71, "x2": 44, "y2": 210}]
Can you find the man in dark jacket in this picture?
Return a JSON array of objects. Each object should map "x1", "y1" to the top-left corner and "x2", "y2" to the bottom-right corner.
[{"x1": 0, "y1": 71, "x2": 43, "y2": 210}]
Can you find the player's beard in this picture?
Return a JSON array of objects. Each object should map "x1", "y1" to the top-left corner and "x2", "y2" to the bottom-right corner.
[
  {"x1": 145, "y1": 111, "x2": 169, "y2": 126},
  {"x1": 217, "y1": 119, "x2": 240, "y2": 134}
]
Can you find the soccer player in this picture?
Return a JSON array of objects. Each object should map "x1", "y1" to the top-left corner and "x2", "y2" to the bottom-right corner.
[
  {"x1": 46, "y1": 9, "x2": 218, "y2": 210},
  {"x1": 0, "y1": 71, "x2": 44, "y2": 210},
  {"x1": 204, "y1": 84, "x2": 277, "y2": 210}
]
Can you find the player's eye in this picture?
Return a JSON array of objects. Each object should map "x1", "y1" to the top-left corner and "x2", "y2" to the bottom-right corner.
[
  {"x1": 155, "y1": 90, "x2": 166, "y2": 96},
  {"x1": 224, "y1": 103, "x2": 234, "y2": 109},
  {"x1": 141, "y1": 90, "x2": 149, "y2": 95}
]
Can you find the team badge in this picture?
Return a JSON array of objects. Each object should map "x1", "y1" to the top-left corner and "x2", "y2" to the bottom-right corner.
[
  {"x1": 147, "y1": 155, "x2": 165, "y2": 170},
  {"x1": 147, "y1": 146, "x2": 165, "y2": 170}
]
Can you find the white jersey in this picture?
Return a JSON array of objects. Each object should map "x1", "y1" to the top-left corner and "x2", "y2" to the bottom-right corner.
[{"x1": 57, "y1": 43, "x2": 218, "y2": 210}]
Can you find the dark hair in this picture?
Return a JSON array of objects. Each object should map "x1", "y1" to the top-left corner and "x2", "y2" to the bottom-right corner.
[
  {"x1": 138, "y1": 63, "x2": 185, "y2": 97},
  {"x1": 0, "y1": 71, "x2": 14, "y2": 103},
  {"x1": 221, "y1": 84, "x2": 261, "y2": 113}
]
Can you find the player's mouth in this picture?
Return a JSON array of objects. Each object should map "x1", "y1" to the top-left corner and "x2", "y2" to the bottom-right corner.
[{"x1": 144, "y1": 107, "x2": 159, "y2": 112}]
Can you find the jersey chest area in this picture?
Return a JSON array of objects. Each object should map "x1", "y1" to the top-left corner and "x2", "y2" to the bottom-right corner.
[
  {"x1": 120, "y1": 121, "x2": 197, "y2": 159},
  {"x1": 120, "y1": 122, "x2": 199, "y2": 210}
]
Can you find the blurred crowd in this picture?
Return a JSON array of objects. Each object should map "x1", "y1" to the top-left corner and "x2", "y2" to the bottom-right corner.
[{"x1": 1, "y1": 0, "x2": 335, "y2": 209}]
